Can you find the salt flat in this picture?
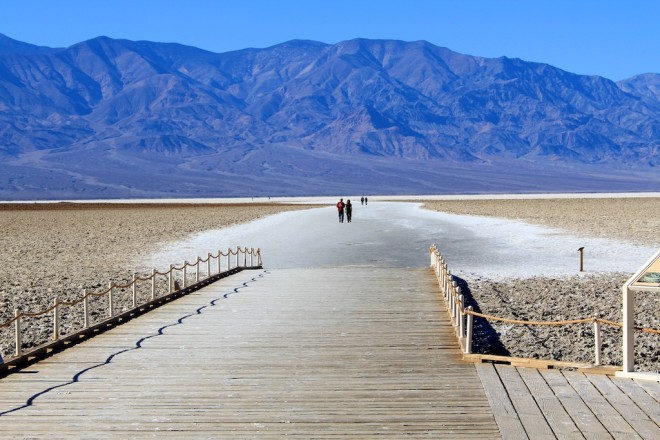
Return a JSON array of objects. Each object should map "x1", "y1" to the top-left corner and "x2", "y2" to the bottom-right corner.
[{"x1": 142, "y1": 201, "x2": 657, "y2": 280}]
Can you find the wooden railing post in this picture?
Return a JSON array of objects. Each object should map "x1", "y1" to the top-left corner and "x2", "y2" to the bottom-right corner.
[
  {"x1": 441, "y1": 271, "x2": 446, "y2": 298},
  {"x1": 207, "y1": 253, "x2": 211, "y2": 279},
  {"x1": 196, "y1": 258, "x2": 200, "y2": 283},
  {"x1": 83, "y1": 289, "x2": 90, "y2": 328},
  {"x1": 227, "y1": 249, "x2": 232, "y2": 271},
  {"x1": 217, "y1": 250, "x2": 222, "y2": 274},
  {"x1": 235, "y1": 248, "x2": 239, "y2": 268},
  {"x1": 449, "y1": 290, "x2": 454, "y2": 319},
  {"x1": 132, "y1": 274, "x2": 137, "y2": 308},
  {"x1": 593, "y1": 314, "x2": 602, "y2": 366},
  {"x1": 465, "y1": 307, "x2": 474, "y2": 354},
  {"x1": 53, "y1": 298, "x2": 60, "y2": 341},
  {"x1": 459, "y1": 294, "x2": 465, "y2": 337},
  {"x1": 447, "y1": 284, "x2": 456, "y2": 318},
  {"x1": 183, "y1": 261, "x2": 188, "y2": 288},
  {"x1": 14, "y1": 309, "x2": 21, "y2": 357},
  {"x1": 243, "y1": 247, "x2": 247, "y2": 267},
  {"x1": 151, "y1": 268, "x2": 156, "y2": 300},
  {"x1": 108, "y1": 281, "x2": 114, "y2": 318},
  {"x1": 454, "y1": 286, "x2": 461, "y2": 328},
  {"x1": 445, "y1": 270, "x2": 451, "y2": 301},
  {"x1": 168, "y1": 264, "x2": 174, "y2": 293}
]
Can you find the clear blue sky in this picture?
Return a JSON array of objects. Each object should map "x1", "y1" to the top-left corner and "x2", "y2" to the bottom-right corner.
[{"x1": 1, "y1": 0, "x2": 657, "y2": 81}]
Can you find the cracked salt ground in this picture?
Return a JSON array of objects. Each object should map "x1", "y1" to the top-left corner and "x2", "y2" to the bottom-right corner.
[{"x1": 141, "y1": 202, "x2": 656, "y2": 280}]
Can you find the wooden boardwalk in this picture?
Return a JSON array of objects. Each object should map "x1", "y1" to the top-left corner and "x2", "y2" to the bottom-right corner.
[
  {"x1": 0, "y1": 267, "x2": 499, "y2": 438},
  {"x1": 477, "y1": 363, "x2": 660, "y2": 439},
  {"x1": 0, "y1": 266, "x2": 658, "y2": 438}
]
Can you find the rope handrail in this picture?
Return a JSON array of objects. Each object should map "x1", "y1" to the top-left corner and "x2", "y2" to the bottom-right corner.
[
  {"x1": 0, "y1": 246, "x2": 261, "y2": 336},
  {"x1": 84, "y1": 289, "x2": 111, "y2": 298},
  {"x1": 19, "y1": 304, "x2": 61, "y2": 319},
  {"x1": 464, "y1": 311, "x2": 660, "y2": 334},
  {"x1": 462, "y1": 310, "x2": 660, "y2": 333},
  {"x1": 597, "y1": 317, "x2": 623, "y2": 328},
  {"x1": 134, "y1": 274, "x2": 154, "y2": 283},
  {"x1": 465, "y1": 310, "x2": 594, "y2": 326},
  {"x1": 640, "y1": 327, "x2": 660, "y2": 334},
  {"x1": 0, "y1": 318, "x2": 18, "y2": 329}
]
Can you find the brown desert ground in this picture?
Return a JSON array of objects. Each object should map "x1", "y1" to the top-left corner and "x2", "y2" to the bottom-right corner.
[{"x1": 0, "y1": 198, "x2": 658, "y2": 372}]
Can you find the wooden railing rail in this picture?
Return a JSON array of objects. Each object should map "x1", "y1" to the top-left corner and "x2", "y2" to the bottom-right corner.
[
  {"x1": 428, "y1": 244, "x2": 658, "y2": 367},
  {"x1": 0, "y1": 246, "x2": 261, "y2": 369}
]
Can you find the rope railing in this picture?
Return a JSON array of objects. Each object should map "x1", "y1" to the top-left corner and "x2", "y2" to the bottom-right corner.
[
  {"x1": 428, "y1": 244, "x2": 659, "y2": 366},
  {"x1": 0, "y1": 246, "x2": 262, "y2": 363}
]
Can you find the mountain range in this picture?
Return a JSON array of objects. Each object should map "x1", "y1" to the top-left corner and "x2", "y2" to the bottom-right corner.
[{"x1": 0, "y1": 33, "x2": 658, "y2": 200}]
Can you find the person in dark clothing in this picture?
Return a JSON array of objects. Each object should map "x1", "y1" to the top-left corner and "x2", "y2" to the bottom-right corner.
[
  {"x1": 364, "y1": 196, "x2": 368, "y2": 205},
  {"x1": 345, "y1": 199, "x2": 353, "y2": 223},
  {"x1": 361, "y1": 196, "x2": 364, "y2": 205},
  {"x1": 336, "y1": 198, "x2": 345, "y2": 223}
]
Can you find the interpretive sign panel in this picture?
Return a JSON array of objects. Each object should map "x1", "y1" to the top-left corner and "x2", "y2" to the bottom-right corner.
[
  {"x1": 631, "y1": 254, "x2": 660, "y2": 287},
  {"x1": 617, "y1": 248, "x2": 660, "y2": 380}
]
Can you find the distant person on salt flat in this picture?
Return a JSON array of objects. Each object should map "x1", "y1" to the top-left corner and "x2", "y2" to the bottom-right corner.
[
  {"x1": 336, "y1": 198, "x2": 345, "y2": 223},
  {"x1": 364, "y1": 196, "x2": 368, "y2": 205},
  {"x1": 345, "y1": 199, "x2": 353, "y2": 223},
  {"x1": 361, "y1": 196, "x2": 364, "y2": 205}
]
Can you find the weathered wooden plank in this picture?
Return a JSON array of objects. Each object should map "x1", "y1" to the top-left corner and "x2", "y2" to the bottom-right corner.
[
  {"x1": 588, "y1": 374, "x2": 660, "y2": 439},
  {"x1": 475, "y1": 363, "x2": 526, "y2": 439},
  {"x1": 517, "y1": 367, "x2": 582, "y2": 439},
  {"x1": 634, "y1": 379, "x2": 660, "y2": 403},
  {"x1": 464, "y1": 353, "x2": 593, "y2": 370},
  {"x1": 611, "y1": 376, "x2": 660, "y2": 425},
  {"x1": 564, "y1": 371, "x2": 642, "y2": 439},
  {"x1": 540, "y1": 369, "x2": 613, "y2": 439},
  {"x1": 494, "y1": 364, "x2": 556, "y2": 439}
]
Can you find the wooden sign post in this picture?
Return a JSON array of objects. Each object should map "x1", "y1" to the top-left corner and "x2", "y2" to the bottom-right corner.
[{"x1": 577, "y1": 247, "x2": 584, "y2": 272}]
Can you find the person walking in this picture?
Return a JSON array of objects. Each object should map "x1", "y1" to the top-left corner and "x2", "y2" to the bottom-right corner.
[
  {"x1": 336, "y1": 198, "x2": 345, "y2": 223},
  {"x1": 361, "y1": 196, "x2": 364, "y2": 205},
  {"x1": 345, "y1": 199, "x2": 353, "y2": 223},
  {"x1": 364, "y1": 196, "x2": 368, "y2": 205}
]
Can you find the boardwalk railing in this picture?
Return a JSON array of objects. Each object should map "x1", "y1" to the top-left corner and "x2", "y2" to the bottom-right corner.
[
  {"x1": 0, "y1": 246, "x2": 261, "y2": 374},
  {"x1": 429, "y1": 244, "x2": 659, "y2": 368}
]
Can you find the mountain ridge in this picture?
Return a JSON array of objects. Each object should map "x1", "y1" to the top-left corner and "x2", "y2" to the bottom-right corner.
[{"x1": 0, "y1": 35, "x2": 658, "y2": 200}]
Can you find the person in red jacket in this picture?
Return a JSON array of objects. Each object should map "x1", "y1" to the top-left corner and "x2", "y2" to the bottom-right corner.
[{"x1": 336, "y1": 198, "x2": 345, "y2": 223}]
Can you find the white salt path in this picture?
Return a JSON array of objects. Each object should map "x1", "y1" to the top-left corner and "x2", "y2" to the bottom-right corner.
[{"x1": 142, "y1": 202, "x2": 657, "y2": 280}]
